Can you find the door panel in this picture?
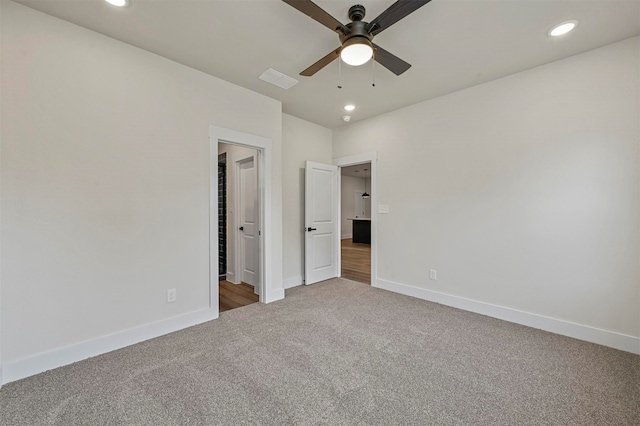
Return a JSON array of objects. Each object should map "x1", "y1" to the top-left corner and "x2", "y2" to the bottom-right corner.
[
  {"x1": 313, "y1": 233, "x2": 333, "y2": 269},
  {"x1": 239, "y1": 157, "x2": 258, "y2": 288},
  {"x1": 305, "y1": 161, "x2": 338, "y2": 285}
]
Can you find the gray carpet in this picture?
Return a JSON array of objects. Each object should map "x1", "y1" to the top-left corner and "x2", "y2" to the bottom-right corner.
[{"x1": 1, "y1": 278, "x2": 639, "y2": 425}]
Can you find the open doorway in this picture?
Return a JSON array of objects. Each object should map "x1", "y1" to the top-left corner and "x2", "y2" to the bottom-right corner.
[
  {"x1": 218, "y1": 142, "x2": 260, "y2": 312},
  {"x1": 339, "y1": 163, "x2": 372, "y2": 284},
  {"x1": 302, "y1": 153, "x2": 376, "y2": 288}
]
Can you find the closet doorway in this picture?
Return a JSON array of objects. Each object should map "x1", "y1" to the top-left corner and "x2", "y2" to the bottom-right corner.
[{"x1": 217, "y1": 142, "x2": 260, "y2": 312}]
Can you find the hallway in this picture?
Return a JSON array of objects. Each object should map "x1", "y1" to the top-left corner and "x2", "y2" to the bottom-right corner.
[{"x1": 341, "y1": 238, "x2": 371, "y2": 284}]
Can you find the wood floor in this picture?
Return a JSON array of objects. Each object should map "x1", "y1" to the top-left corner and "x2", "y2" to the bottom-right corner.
[
  {"x1": 219, "y1": 239, "x2": 370, "y2": 307},
  {"x1": 219, "y1": 280, "x2": 259, "y2": 312},
  {"x1": 341, "y1": 238, "x2": 371, "y2": 284}
]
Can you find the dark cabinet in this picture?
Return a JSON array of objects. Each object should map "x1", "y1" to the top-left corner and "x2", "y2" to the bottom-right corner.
[{"x1": 352, "y1": 219, "x2": 371, "y2": 244}]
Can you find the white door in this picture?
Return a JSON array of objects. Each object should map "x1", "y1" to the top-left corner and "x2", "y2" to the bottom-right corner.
[
  {"x1": 238, "y1": 156, "x2": 259, "y2": 291},
  {"x1": 305, "y1": 161, "x2": 339, "y2": 285}
]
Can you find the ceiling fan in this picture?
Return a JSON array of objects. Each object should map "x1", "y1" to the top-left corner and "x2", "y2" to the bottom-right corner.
[{"x1": 282, "y1": 0, "x2": 432, "y2": 77}]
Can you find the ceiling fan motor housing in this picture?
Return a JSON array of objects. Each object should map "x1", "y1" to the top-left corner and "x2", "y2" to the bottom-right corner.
[
  {"x1": 340, "y1": 20, "x2": 373, "y2": 45},
  {"x1": 348, "y1": 5, "x2": 366, "y2": 21}
]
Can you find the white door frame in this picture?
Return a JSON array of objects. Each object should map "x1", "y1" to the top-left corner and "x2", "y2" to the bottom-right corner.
[
  {"x1": 334, "y1": 152, "x2": 378, "y2": 287},
  {"x1": 210, "y1": 126, "x2": 273, "y2": 309}
]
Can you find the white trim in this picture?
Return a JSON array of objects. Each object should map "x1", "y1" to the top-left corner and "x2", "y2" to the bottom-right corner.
[
  {"x1": 234, "y1": 156, "x2": 242, "y2": 286},
  {"x1": 210, "y1": 132, "x2": 221, "y2": 313},
  {"x1": 210, "y1": 126, "x2": 278, "y2": 305},
  {"x1": 2, "y1": 307, "x2": 218, "y2": 385},
  {"x1": 334, "y1": 152, "x2": 378, "y2": 166},
  {"x1": 283, "y1": 276, "x2": 304, "y2": 289},
  {"x1": 334, "y1": 152, "x2": 378, "y2": 284},
  {"x1": 224, "y1": 271, "x2": 238, "y2": 284},
  {"x1": 264, "y1": 288, "x2": 285, "y2": 304},
  {"x1": 259, "y1": 146, "x2": 276, "y2": 302},
  {"x1": 341, "y1": 234, "x2": 353, "y2": 240},
  {"x1": 376, "y1": 278, "x2": 640, "y2": 355}
]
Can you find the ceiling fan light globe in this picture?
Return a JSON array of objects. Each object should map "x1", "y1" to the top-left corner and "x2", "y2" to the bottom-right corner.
[{"x1": 340, "y1": 39, "x2": 373, "y2": 66}]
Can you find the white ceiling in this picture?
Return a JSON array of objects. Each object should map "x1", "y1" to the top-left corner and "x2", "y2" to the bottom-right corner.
[{"x1": 15, "y1": 0, "x2": 640, "y2": 129}]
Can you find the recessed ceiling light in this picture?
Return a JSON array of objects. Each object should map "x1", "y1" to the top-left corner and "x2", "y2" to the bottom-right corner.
[
  {"x1": 105, "y1": 0, "x2": 128, "y2": 7},
  {"x1": 344, "y1": 104, "x2": 356, "y2": 112},
  {"x1": 549, "y1": 20, "x2": 578, "y2": 37},
  {"x1": 343, "y1": 116, "x2": 352, "y2": 122}
]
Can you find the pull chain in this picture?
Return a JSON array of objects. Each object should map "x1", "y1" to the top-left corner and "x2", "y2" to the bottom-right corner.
[
  {"x1": 338, "y1": 57, "x2": 343, "y2": 89},
  {"x1": 372, "y1": 57, "x2": 376, "y2": 87}
]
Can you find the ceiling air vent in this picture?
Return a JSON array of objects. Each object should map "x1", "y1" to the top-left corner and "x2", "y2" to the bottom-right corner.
[{"x1": 258, "y1": 68, "x2": 299, "y2": 90}]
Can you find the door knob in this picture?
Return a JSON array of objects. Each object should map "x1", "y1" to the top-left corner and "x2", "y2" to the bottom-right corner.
[
  {"x1": 307, "y1": 227, "x2": 317, "y2": 232},
  {"x1": 239, "y1": 226, "x2": 244, "y2": 231}
]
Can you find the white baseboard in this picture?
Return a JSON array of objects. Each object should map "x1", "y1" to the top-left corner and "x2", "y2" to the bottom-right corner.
[
  {"x1": 2, "y1": 307, "x2": 218, "y2": 385},
  {"x1": 263, "y1": 287, "x2": 285, "y2": 304},
  {"x1": 283, "y1": 276, "x2": 304, "y2": 289},
  {"x1": 341, "y1": 234, "x2": 352, "y2": 240},
  {"x1": 375, "y1": 278, "x2": 640, "y2": 355}
]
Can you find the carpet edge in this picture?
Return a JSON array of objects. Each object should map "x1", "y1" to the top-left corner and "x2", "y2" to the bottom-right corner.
[
  {"x1": 2, "y1": 307, "x2": 218, "y2": 385},
  {"x1": 375, "y1": 278, "x2": 640, "y2": 354}
]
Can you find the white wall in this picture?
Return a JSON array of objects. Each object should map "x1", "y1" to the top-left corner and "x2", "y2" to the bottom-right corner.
[
  {"x1": 1, "y1": 1, "x2": 282, "y2": 380},
  {"x1": 333, "y1": 37, "x2": 640, "y2": 350},
  {"x1": 282, "y1": 114, "x2": 332, "y2": 287}
]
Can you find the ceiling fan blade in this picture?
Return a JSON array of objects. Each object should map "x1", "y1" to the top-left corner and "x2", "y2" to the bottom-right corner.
[
  {"x1": 366, "y1": 0, "x2": 432, "y2": 36},
  {"x1": 373, "y1": 43, "x2": 411, "y2": 75},
  {"x1": 282, "y1": 0, "x2": 346, "y2": 34},
  {"x1": 300, "y1": 48, "x2": 341, "y2": 76}
]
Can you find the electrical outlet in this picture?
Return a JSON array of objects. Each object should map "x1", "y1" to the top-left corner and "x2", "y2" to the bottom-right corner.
[
  {"x1": 429, "y1": 269, "x2": 437, "y2": 280},
  {"x1": 167, "y1": 289, "x2": 177, "y2": 303}
]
